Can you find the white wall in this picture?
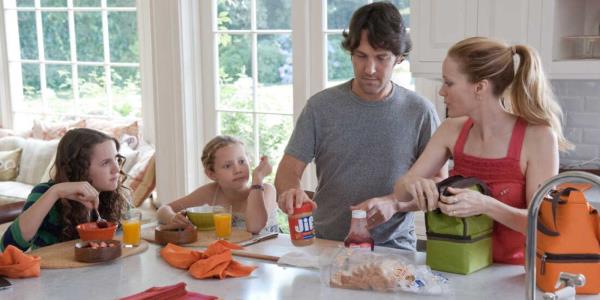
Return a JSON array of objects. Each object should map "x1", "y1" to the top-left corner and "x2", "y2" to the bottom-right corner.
[{"x1": 553, "y1": 79, "x2": 600, "y2": 169}]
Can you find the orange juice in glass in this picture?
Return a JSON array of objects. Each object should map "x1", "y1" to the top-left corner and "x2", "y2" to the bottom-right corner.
[
  {"x1": 121, "y1": 210, "x2": 142, "y2": 247},
  {"x1": 213, "y1": 206, "x2": 232, "y2": 239}
]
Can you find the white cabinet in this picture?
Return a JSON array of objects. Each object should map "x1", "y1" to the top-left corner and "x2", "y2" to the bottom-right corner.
[
  {"x1": 540, "y1": 0, "x2": 600, "y2": 79},
  {"x1": 411, "y1": 0, "x2": 542, "y2": 78},
  {"x1": 410, "y1": 0, "x2": 474, "y2": 77},
  {"x1": 411, "y1": 0, "x2": 600, "y2": 79},
  {"x1": 410, "y1": 0, "x2": 477, "y2": 77},
  {"x1": 477, "y1": 0, "x2": 541, "y2": 48}
]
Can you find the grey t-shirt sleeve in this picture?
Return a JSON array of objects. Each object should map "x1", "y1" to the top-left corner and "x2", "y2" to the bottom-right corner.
[
  {"x1": 416, "y1": 102, "x2": 441, "y2": 157},
  {"x1": 284, "y1": 102, "x2": 316, "y2": 163}
]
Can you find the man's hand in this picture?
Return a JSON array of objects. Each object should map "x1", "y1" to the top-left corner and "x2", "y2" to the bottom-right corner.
[
  {"x1": 351, "y1": 195, "x2": 399, "y2": 229},
  {"x1": 277, "y1": 188, "x2": 317, "y2": 215}
]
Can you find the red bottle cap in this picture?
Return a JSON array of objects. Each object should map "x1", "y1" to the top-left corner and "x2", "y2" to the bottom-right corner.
[{"x1": 293, "y1": 202, "x2": 313, "y2": 214}]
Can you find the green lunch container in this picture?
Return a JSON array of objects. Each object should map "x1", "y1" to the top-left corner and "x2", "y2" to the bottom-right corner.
[{"x1": 425, "y1": 175, "x2": 494, "y2": 275}]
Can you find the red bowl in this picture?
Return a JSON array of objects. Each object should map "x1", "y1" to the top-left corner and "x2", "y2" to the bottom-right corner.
[{"x1": 76, "y1": 222, "x2": 117, "y2": 241}]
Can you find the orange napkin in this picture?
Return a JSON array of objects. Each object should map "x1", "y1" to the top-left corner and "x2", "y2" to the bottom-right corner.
[
  {"x1": 0, "y1": 245, "x2": 41, "y2": 278},
  {"x1": 160, "y1": 243, "x2": 204, "y2": 270},
  {"x1": 120, "y1": 282, "x2": 218, "y2": 300},
  {"x1": 160, "y1": 240, "x2": 256, "y2": 280}
]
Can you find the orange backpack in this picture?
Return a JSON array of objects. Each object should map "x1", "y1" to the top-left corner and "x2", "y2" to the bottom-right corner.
[{"x1": 536, "y1": 185, "x2": 600, "y2": 294}]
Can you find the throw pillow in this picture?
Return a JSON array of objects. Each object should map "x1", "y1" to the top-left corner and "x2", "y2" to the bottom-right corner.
[
  {"x1": 131, "y1": 156, "x2": 155, "y2": 208},
  {"x1": 120, "y1": 133, "x2": 139, "y2": 150},
  {"x1": 15, "y1": 138, "x2": 59, "y2": 185},
  {"x1": 31, "y1": 119, "x2": 86, "y2": 140},
  {"x1": 0, "y1": 148, "x2": 22, "y2": 181},
  {"x1": 125, "y1": 144, "x2": 155, "y2": 207},
  {"x1": 119, "y1": 143, "x2": 139, "y2": 174},
  {"x1": 0, "y1": 136, "x2": 24, "y2": 151},
  {"x1": 85, "y1": 119, "x2": 140, "y2": 148},
  {"x1": 39, "y1": 156, "x2": 56, "y2": 183}
]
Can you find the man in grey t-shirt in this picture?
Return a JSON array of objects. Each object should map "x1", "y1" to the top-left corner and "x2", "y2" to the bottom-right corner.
[{"x1": 274, "y1": 2, "x2": 445, "y2": 250}]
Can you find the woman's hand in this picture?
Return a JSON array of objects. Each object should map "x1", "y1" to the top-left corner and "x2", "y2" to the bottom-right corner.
[
  {"x1": 252, "y1": 156, "x2": 272, "y2": 184},
  {"x1": 397, "y1": 175, "x2": 439, "y2": 211},
  {"x1": 52, "y1": 181, "x2": 99, "y2": 209},
  {"x1": 438, "y1": 187, "x2": 491, "y2": 217}
]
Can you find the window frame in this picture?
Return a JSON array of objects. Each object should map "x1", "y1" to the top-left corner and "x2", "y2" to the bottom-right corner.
[
  {"x1": 201, "y1": 0, "x2": 295, "y2": 171},
  {"x1": 0, "y1": 0, "x2": 153, "y2": 141},
  {"x1": 196, "y1": 0, "x2": 324, "y2": 189}
]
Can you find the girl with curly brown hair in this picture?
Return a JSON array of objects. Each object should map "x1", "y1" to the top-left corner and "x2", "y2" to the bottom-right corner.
[{"x1": 1, "y1": 128, "x2": 129, "y2": 251}]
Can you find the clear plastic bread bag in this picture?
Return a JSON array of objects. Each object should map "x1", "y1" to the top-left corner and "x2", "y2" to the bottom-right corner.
[{"x1": 319, "y1": 248, "x2": 451, "y2": 295}]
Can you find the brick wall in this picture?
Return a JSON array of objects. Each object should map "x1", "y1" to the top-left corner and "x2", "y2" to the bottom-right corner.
[{"x1": 553, "y1": 80, "x2": 600, "y2": 169}]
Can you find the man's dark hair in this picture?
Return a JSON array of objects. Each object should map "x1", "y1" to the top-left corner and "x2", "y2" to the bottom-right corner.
[{"x1": 341, "y1": 1, "x2": 411, "y2": 57}]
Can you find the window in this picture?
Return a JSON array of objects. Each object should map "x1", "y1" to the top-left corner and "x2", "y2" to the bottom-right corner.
[
  {"x1": 2, "y1": 0, "x2": 141, "y2": 130},
  {"x1": 215, "y1": 0, "x2": 293, "y2": 181}
]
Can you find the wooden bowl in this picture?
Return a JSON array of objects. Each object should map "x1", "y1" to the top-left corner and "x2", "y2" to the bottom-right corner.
[
  {"x1": 76, "y1": 222, "x2": 117, "y2": 241},
  {"x1": 155, "y1": 224, "x2": 198, "y2": 245},
  {"x1": 74, "y1": 240, "x2": 122, "y2": 263}
]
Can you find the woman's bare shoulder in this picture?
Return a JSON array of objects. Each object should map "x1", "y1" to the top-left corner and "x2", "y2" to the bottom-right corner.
[
  {"x1": 434, "y1": 116, "x2": 469, "y2": 143},
  {"x1": 443, "y1": 116, "x2": 469, "y2": 128},
  {"x1": 525, "y1": 124, "x2": 556, "y2": 144},
  {"x1": 523, "y1": 124, "x2": 558, "y2": 156}
]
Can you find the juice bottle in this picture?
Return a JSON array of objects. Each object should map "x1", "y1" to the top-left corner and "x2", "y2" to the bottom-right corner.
[{"x1": 343, "y1": 210, "x2": 374, "y2": 251}]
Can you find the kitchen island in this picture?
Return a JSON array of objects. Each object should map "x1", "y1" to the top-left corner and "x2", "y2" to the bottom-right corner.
[{"x1": 3, "y1": 234, "x2": 597, "y2": 299}]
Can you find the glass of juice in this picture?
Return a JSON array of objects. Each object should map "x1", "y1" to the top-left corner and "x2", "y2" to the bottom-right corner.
[
  {"x1": 213, "y1": 205, "x2": 232, "y2": 240},
  {"x1": 121, "y1": 210, "x2": 142, "y2": 247}
]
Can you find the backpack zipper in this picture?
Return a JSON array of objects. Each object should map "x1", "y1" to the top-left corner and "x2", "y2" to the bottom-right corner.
[
  {"x1": 537, "y1": 252, "x2": 600, "y2": 275},
  {"x1": 427, "y1": 231, "x2": 492, "y2": 243}
]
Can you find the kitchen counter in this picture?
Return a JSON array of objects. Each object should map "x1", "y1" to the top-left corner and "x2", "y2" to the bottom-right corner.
[{"x1": 2, "y1": 235, "x2": 597, "y2": 299}]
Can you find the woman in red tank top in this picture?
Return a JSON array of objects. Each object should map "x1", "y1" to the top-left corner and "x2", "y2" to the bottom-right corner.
[{"x1": 393, "y1": 37, "x2": 573, "y2": 264}]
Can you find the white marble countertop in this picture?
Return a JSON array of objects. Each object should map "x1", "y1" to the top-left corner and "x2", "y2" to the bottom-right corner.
[{"x1": 1, "y1": 235, "x2": 597, "y2": 300}]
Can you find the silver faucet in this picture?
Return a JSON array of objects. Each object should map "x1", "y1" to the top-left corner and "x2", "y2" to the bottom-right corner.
[
  {"x1": 526, "y1": 171, "x2": 600, "y2": 299},
  {"x1": 542, "y1": 272, "x2": 586, "y2": 300}
]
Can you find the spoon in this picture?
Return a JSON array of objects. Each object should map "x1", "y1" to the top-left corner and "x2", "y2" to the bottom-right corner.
[{"x1": 95, "y1": 208, "x2": 108, "y2": 228}]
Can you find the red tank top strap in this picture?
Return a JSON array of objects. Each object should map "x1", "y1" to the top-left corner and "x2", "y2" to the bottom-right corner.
[
  {"x1": 506, "y1": 118, "x2": 528, "y2": 160},
  {"x1": 453, "y1": 118, "x2": 474, "y2": 157}
]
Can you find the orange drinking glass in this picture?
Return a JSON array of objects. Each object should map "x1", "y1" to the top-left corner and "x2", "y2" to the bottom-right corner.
[
  {"x1": 213, "y1": 205, "x2": 232, "y2": 239},
  {"x1": 121, "y1": 210, "x2": 142, "y2": 247}
]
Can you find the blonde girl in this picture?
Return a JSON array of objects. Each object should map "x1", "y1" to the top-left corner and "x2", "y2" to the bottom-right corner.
[{"x1": 158, "y1": 135, "x2": 278, "y2": 233}]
